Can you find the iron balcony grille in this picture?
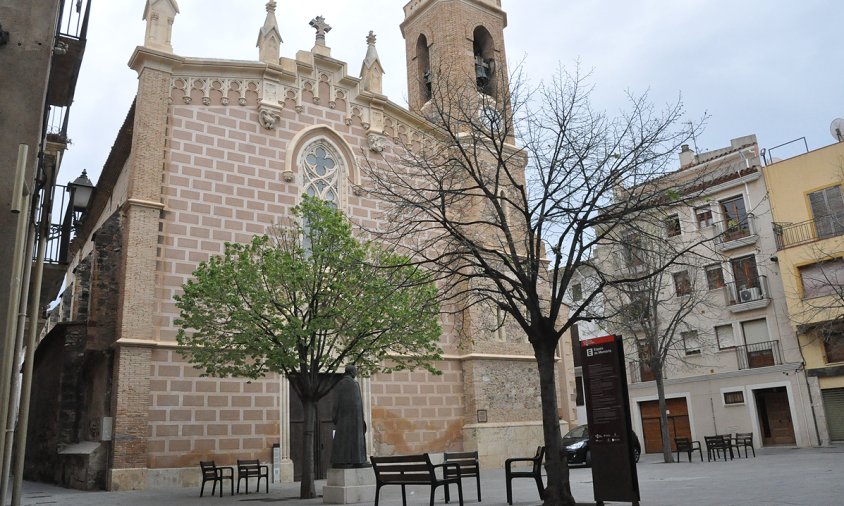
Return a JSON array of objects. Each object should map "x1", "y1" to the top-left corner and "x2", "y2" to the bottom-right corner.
[
  {"x1": 724, "y1": 275, "x2": 769, "y2": 307},
  {"x1": 773, "y1": 214, "x2": 844, "y2": 250},
  {"x1": 736, "y1": 340, "x2": 782, "y2": 370}
]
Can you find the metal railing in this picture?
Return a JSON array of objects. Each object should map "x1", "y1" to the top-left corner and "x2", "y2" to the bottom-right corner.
[
  {"x1": 724, "y1": 275, "x2": 769, "y2": 306},
  {"x1": 715, "y1": 213, "x2": 756, "y2": 245},
  {"x1": 736, "y1": 340, "x2": 782, "y2": 370},
  {"x1": 33, "y1": 183, "x2": 71, "y2": 265},
  {"x1": 57, "y1": 0, "x2": 91, "y2": 40},
  {"x1": 773, "y1": 214, "x2": 844, "y2": 250}
]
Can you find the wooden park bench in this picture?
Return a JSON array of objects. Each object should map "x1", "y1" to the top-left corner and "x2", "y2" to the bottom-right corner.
[
  {"x1": 370, "y1": 453, "x2": 464, "y2": 506},
  {"x1": 236, "y1": 459, "x2": 269, "y2": 494},
  {"x1": 199, "y1": 460, "x2": 233, "y2": 497},
  {"x1": 505, "y1": 446, "x2": 545, "y2": 505},
  {"x1": 444, "y1": 451, "x2": 481, "y2": 501}
]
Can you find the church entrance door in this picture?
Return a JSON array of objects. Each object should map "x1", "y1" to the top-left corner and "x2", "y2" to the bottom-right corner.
[{"x1": 289, "y1": 378, "x2": 338, "y2": 481}]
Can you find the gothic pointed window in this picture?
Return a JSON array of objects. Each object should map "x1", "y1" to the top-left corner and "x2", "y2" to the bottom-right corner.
[{"x1": 301, "y1": 143, "x2": 341, "y2": 206}]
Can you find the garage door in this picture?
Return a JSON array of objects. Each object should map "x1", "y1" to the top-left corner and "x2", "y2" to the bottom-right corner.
[
  {"x1": 822, "y1": 388, "x2": 844, "y2": 441},
  {"x1": 639, "y1": 398, "x2": 691, "y2": 453}
]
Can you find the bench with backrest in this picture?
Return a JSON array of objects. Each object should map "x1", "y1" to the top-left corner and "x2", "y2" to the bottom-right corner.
[
  {"x1": 370, "y1": 453, "x2": 464, "y2": 506},
  {"x1": 674, "y1": 437, "x2": 703, "y2": 462},
  {"x1": 199, "y1": 460, "x2": 233, "y2": 497},
  {"x1": 735, "y1": 432, "x2": 756, "y2": 458},
  {"x1": 236, "y1": 459, "x2": 269, "y2": 494},
  {"x1": 444, "y1": 451, "x2": 481, "y2": 502},
  {"x1": 505, "y1": 446, "x2": 545, "y2": 505}
]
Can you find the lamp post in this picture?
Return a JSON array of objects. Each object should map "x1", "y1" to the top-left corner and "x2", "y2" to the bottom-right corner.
[
  {"x1": 67, "y1": 169, "x2": 94, "y2": 226},
  {"x1": 60, "y1": 170, "x2": 94, "y2": 263}
]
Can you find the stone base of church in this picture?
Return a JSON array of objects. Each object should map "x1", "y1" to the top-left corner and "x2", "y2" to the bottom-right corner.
[
  {"x1": 463, "y1": 420, "x2": 570, "y2": 469},
  {"x1": 277, "y1": 458, "x2": 295, "y2": 483},
  {"x1": 322, "y1": 467, "x2": 376, "y2": 504}
]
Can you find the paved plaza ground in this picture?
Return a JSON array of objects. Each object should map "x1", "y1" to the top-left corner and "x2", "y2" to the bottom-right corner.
[{"x1": 6, "y1": 446, "x2": 843, "y2": 505}]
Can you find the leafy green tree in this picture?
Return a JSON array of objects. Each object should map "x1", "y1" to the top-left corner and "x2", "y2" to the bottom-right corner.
[{"x1": 176, "y1": 196, "x2": 442, "y2": 498}]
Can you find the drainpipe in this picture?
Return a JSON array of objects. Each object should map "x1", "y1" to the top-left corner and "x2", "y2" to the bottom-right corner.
[
  {"x1": 0, "y1": 145, "x2": 32, "y2": 498},
  {"x1": 0, "y1": 194, "x2": 34, "y2": 504},
  {"x1": 10, "y1": 150, "x2": 57, "y2": 506}
]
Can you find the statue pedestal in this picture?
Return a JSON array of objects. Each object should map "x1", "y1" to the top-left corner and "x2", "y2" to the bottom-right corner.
[{"x1": 322, "y1": 467, "x2": 375, "y2": 504}]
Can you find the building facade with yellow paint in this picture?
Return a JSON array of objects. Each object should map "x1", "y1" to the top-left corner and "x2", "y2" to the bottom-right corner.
[{"x1": 764, "y1": 141, "x2": 844, "y2": 443}]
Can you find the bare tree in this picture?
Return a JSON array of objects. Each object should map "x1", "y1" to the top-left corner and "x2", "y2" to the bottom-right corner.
[
  {"x1": 361, "y1": 62, "x2": 704, "y2": 505},
  {"x1": 592, "y1": 228, "x2": 719, "y2": 463}
]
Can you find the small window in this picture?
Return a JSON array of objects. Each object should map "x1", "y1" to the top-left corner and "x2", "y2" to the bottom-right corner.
[
  {"x1": 715, "y1": 324, "x2": 736, "y2": 349},
  {"x1": 673, "y1": 270, "x2": 692, "y2": 296},
  {"x1": 723, "y1": 391, "x2": 745, "y2": 405},
  {"x1": 682, "y1": 330, "x2": 701, "y2": 355},
  {"x1": 799, "y1": 258, "x2": 844, "y2": 299},
  {"x1": 705, "y1": 264, "x2": 725, "y2": 290},
  {"x1": 571, "y1": 283, "x2": 583, "y2": 302},
  {"x1": 808, "y1": 185, "x2": 844, "y2": 239},
  {"x1": 665, "y1": 215, "x2": 681, "y2": 237},
  {"x1": 695, "y1": 207, "x2": 713, "y2": 229},
  {"x1": 822, "y1": 323, "x2": 844, "y2": 363}
]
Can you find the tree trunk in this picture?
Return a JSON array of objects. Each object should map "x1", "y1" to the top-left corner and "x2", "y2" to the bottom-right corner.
[
  {"x1": 535, "y1": 339, "x2": 575, "y2": 506},
  {"x1": 299, "y1": 397, "x2": 318, "y2": 498},
  {"x1": 654, "y1": 365, "x2": 675, "y2": 463}
]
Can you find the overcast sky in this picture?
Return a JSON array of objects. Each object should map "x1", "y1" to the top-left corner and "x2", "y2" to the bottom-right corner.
[{"x1": 60, "y1": 0, "x2": 843, "y2": 187}]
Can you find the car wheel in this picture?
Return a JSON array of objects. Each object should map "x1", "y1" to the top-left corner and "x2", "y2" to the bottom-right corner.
[
  {"x1": 585, "y1": 450, "x2": 592, "y2": 467},
  {"x1": 633, "y1": 448, "x2": 640, "y2": 463}
]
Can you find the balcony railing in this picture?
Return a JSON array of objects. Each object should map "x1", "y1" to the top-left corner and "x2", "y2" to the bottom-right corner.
[
  {"x1": 715, "y1": 213, "x2": 757, "y2": 250},
  {"x1": 736, "y1": 340, "x2": 782, "y2": 370},
  {"x1": 773, "y1": 214, "x2": 844, "y2": 250},
  {"x1": 724, "y1": 275, "x2": 770, "y2": 308},
  {"x1": 33, "y1": 183, "x2": 71, "y2": 265}
]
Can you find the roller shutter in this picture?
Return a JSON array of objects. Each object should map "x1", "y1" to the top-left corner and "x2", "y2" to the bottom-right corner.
[{"x1": 822, "y1": 388, "x2": 844, "y2": 441}]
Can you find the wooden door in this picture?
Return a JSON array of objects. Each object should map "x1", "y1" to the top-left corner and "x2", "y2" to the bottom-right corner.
[
  {"x1": 639, "y1": 398, "x2": 691, "y2": 453},
  {"x1": 754, "y1": 387, "x2": 795, "y2": 446},
  {"x1": 289, "y1": 382, "x2": 338, "y2": 481}
]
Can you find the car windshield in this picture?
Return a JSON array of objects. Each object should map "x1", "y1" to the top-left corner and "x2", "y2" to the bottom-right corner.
[{"x1": 564, "y1": 425, "x2": 588, "y2": 439}]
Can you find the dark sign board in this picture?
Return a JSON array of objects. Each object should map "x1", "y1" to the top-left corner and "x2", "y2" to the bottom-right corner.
[{"x1": 581, "y1": 335, "x2": 640, "y2": 505}]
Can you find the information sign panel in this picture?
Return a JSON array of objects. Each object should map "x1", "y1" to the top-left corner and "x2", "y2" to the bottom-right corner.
[{"x1": 581, "y1": 335, "x2": 640, "y2": 505}]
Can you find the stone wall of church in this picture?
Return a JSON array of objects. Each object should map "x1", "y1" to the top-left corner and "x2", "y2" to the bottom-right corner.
[
  {"x1": 146, "y1": 348, "x2": 280, "y2": 470},
  {"x1": 370, "y1": 359, "x2": 466, "y2": 455}
]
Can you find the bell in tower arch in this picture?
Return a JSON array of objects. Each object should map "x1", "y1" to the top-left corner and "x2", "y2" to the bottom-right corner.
[
  {"x1": 475, "y1": 53, "x2": 490, "y2": 90},
  {"x1": 472, "y1": 25, "x2": 497, "y2": 96}
]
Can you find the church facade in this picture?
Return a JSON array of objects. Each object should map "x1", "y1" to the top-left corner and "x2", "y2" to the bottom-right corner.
[{"x1": 27, "y1": 0, "x2": 576, "y2": 491}]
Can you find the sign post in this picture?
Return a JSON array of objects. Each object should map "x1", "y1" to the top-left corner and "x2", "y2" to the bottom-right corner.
[{"x1": 581, "y1": 334, "x2": 640, "y2": 506}]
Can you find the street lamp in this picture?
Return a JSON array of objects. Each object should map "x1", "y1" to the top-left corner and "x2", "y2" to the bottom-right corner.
[{"x1": 66, "y1": 169, "x2": 94, "y2": 228}]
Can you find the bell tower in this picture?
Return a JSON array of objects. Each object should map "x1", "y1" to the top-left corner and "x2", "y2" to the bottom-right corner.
[{"x1": 400, "y1": 0, "x2": 509, "y2": 112}]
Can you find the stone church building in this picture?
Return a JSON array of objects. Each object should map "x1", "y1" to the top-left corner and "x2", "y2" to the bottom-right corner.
[{"x1": 27, "y1": 0, "x2": 576, "y2": 490}]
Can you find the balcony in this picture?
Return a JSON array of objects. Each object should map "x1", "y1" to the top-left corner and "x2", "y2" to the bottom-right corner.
[
  {"x1": 773, "y1": 214, "x2": 844, "y2": 250},
  {"x1": 736, "y1": 340, "x2": 783, "y2": 370},
  {"x1": 724, "y1": 275, "x2": 771, "y2": 312},
  {"x1": 715, "y1": 213, "x2": 758, "y2": 252}
]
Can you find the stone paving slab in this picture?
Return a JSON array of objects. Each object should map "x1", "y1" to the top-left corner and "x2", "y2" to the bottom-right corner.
[{"x1": 5, "y1": 447, "x2": 843, "y2": 505}]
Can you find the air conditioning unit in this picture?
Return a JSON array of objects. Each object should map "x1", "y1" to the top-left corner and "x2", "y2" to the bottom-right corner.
[{"x1": 739, "y1": 287, "x2": 761, "y2": 302}]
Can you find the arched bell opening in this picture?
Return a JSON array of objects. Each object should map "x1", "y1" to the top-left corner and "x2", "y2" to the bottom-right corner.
[
  {"x1": 472, "y1": 26, "x2": 497, "y2": 97},
  {"x1": 416, "y1": 34, "x2": 432, "y2": 103}
]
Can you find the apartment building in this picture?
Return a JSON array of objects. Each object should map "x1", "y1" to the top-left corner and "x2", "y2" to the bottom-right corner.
[
  {"x1": 585, "y1": 136, "x2": 817, "y2": 454},
  {"x1": 764, "y1": 139, "x2": 844, "y2": 444}
]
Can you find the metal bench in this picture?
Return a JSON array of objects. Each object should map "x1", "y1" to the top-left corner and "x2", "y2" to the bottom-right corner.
[
  {"x1": 199, "y1": 460, "x2": 233, "y2": 497},
  {"x1": 444, "y1": 451, "x2": 481, "y2": 502},
  {"x1": 236, "y1": 459, "x2": 269, "y2": 494},
  {"x1": 370, "y1": 453, "x2": 464, "y2": 506},
  {"x1": 505, "y1": 446, "x2": 545, "y2": 505}
]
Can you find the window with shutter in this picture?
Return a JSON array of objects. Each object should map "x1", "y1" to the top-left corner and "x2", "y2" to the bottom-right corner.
[
  {"x1": 715, "y1": 324, "x2": 736, "y2": 349},
  {"x1": 809, "y1": 185, "x2": 844, "y2": 239},
  {"x1": 799, "y1": 258, "x2": 844, "y2": 299}
]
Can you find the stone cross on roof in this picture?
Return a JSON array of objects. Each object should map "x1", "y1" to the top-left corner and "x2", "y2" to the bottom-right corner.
[{"x1": 309, "y1": 15, "x2": 331, "y2": 46}]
